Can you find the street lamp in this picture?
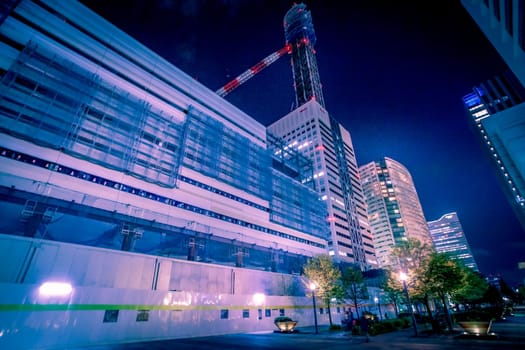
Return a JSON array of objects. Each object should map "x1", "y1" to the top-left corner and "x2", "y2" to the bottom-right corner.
[
  {"x1": 309, "y1": 282, "x2": 319, "y2": 334},
  {"x1": 399, "y1": 271, "x2": 418, "y2": 337},
  {"x1": 374, "y1": 296, "x2": 382, "y2": 321}
]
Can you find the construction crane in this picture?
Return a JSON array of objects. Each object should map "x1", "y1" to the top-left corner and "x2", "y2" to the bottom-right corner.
[{"x1": 215, "y1": 44, "x2": 291, "y2": 98}]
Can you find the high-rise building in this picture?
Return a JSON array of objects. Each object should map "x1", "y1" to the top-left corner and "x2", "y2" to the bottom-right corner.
[
  {"x1": 359, "y1": 157, "x2": 432, "y2": 268},
  {"x1": 461, "y1": 0, "x2": 525, "y2": 232},
  {"x1": 0, "y1": 0, "x2": 328, "y2": 273},
  {"x1": 462, "y1": 71, "x2": 525, "y2": 232},
  {"x1": 268, "y1": 4, "x2": 376, "y2": 269},
  {"x1": 461, "y1": 0, "x2": 525, "y2": 88},
  {"x1": 427, "y1": 212, "x2": 479, "y2": 271}
]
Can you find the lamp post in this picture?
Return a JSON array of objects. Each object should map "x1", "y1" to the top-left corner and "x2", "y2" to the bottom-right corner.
[
  {"x1": 399, "y1": 271, "x2": 418, "y2": 337},
  {"x1": 309, "y1": 282, "x2": 319, "y2": 334},
  {"x1": 374, "y1": 296, "x2": 382, "y2": 321}
]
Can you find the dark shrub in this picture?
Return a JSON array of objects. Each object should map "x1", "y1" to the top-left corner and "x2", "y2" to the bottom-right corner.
[
  {"x1": 329, "y1": 324, "x2": 342, "y2": 331},
  {"x1": 274, "y1": 316, "x2": 294, "y2": 323}
]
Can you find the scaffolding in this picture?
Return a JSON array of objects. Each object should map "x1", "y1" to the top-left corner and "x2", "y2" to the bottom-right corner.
[
  {"x1": 182, "y1": 107, "x2": 272, "y2": 200},
  {"x1": 0, "y1": 41, "x2": 184, "y2": 188},
  {"x1": 267, "y1": 132, "x2": 328, "y2": 238}
]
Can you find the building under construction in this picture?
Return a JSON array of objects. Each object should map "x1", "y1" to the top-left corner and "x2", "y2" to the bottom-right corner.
[
  {"x1": 0, "y1": 1, "x2": 372, "y2": 348},
  {"x1": 269, "y1": 3, "x2": 376, "y2": 269}
]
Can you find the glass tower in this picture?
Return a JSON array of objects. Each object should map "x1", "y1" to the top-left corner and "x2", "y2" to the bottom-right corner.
[
  {"x1": 359, "y1": 157, "x2": 432, "y2": 268},
  {"x1": 463, "y1": 71, "x2": 525, "y2": 232},
  {"x1": 461, "y1": 0, "x2": 525, "y2": 232},
  {"x1": 461, "y1": 0, "x2": 525, "y2": 88},
  {"x1": 428, "y1": 212, "x2": 479, "y2": 271}
]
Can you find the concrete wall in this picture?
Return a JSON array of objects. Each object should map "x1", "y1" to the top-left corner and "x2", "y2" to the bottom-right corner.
[{"x1": 0, "y1": 235, "x2": 343, "y2": 349}]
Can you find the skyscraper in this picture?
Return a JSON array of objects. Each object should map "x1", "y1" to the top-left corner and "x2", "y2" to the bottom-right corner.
[
  {"x1": 268, "y1": 3, "x2": 376, "y2": 269},
  {"x1": 428, "y1": 212, "x2": 479, "y2": 271},
  {"x1": 461, "y1": 0, "x2": 525, "y2": 232},
  {"x1": 359, "y1": 157, "x2": 432, "y2": 268},
  {"x1": 461, "y1": 0, "x2": 525, "y2": 88},
  {"x1": 462, "y1": 71, "x2": 525, "y2": 232}
]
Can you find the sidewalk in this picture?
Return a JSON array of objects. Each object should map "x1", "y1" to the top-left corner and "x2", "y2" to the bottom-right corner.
[
  {"x1": 67, "y1": 320, "x2": 525, "y2": 349},
  {"x1": 292, "y1": 322, "x2": 525, "y2": 347}
]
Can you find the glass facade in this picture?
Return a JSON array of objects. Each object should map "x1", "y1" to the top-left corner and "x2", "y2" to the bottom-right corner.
[
  {"x1": 463, "y1": 71, "x2": 525, "y2": 232},
  {"x1": 359, "y1": 157, "x2": 432, "y2": 268},
  {"x1": 428, "y1": 212, "x2": 479, "y2": 271},
  {"x1": 461, "y1": 0, "x2": 525, "y2": 87}
]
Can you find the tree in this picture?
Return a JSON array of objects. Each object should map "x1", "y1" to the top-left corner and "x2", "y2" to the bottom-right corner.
[
  {"x1": 303, "y1": 255, "x2": 343, "y2": 326},
  {"x1": 390, "y1": 238, "x2": 435, "y2": 325},
  {"x1": 452, "y1": 268, "x2": 488, "y2": 309},
  {"x1": 482, "y1": 284, "x2": 503, "y2": 306},
  {"x1": 499, "y1": 278, "x2": 518, "y2": 303},
  {"x1": 424, "y1": 252, "x2": 465, "y2": 331},
  {"x1": 391, "y1": 238, "x2": 433, "y2": 275},
  {"x1": 341, "y1": 266, "x2": 368, "y2": 319},
  {"x1": 380, "y1": 270, "x2": 404, "y2": 317}
]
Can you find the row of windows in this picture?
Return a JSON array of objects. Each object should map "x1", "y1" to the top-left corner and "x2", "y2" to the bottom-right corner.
[
  {"x1": 1, "y1": 147, "x2": 325, "y2": 249},
  {"x1": 178, "y1": 175, "x2": 268, "y2": 212},
  {"x1": 103, "y1": 304, "x2": 345, "y2": 324}
]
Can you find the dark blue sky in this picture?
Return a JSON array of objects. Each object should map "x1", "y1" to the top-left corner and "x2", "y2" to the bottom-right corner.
[{"x1": 82, "y1": 0, "x2": 524, "y2": 286}]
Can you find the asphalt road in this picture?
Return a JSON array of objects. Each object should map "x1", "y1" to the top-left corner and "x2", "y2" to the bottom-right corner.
[{"x1": 66, "y1": 316, "x2": 525, "y2": 350}]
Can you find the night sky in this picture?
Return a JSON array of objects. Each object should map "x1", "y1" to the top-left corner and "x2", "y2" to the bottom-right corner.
[{"x1": 81, "y1": 0, "x2": 524, "y2": 286}]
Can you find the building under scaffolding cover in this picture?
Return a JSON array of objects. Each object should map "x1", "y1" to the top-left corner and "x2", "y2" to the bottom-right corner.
[{"x1": 0, "y1": 0, "x2": 329, "y2": 273}]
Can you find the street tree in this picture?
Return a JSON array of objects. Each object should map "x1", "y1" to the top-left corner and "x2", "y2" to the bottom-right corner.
[
  {"x1": 303, "y1": 255, "x2": 343, "y2": 326},
  {"x1": 451, "y1": 268, "x2": 488, "y2": 309},
  {"x1": 390, "y1": 238, "x2": 434, "y2": 324},
  {"x1": 424, "y1": 252, "x2": 465, "y2": 331},
  {"x1": 380, "y1": 270, "x2": 404, "y2": 317},
  {"x1": 341, "y1": 266, "x2": 368, "y2": 319}
]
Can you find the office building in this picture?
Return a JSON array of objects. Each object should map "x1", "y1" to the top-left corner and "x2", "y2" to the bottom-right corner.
[
  {"x1": 359, "y1": 157, "x2": 432, "y2": 268},
  {"x1": 462, "y1": 71, "x2": 525, "y2": 232},
  {"x1": 428, "y1": 212, "x2": 479, "y2": 271},
  {"x1": 461, "y1": 0, "x2": 525, "y2": 232},
  {"x1": 268, "y1": 4, "x2": 376, "y2": 269},
  {"x1": 461, "y1": 0, "x2": 525, "y2": 87}
]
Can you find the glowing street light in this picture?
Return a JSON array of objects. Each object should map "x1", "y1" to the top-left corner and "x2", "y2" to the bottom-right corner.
[
  {"x1": 253, "y1": 293, "x2": 265, "y2": 320},
  {"x1": 374, "y1": 296, "x2": 382, "y2": 321},
  {"x1": 38, "y1": 281, "x2": 73, "y2": 297},
  {"x1": 399, "y1": 271, "x2": 418, "y2": 337},
  {"x1": 253, "y1": 293, "x2": 265, "y2": 306},
  {"x1": 309, "y1": 282, "x2": 319, "y2": 334}
]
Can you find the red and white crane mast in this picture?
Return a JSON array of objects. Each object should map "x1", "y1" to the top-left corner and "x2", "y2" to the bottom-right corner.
[{"x1": 215, "y1": 44, "x2": 291, "y2": 98}]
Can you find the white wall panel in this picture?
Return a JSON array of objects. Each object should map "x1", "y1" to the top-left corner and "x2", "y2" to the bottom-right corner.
[{"x1": 0, "y1": 236, "x2": 32, "y2": 283}]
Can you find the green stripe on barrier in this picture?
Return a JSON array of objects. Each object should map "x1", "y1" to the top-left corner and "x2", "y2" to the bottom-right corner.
[{"x1": 0, "y1": 303, "x2": 312, "y2": 312}]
